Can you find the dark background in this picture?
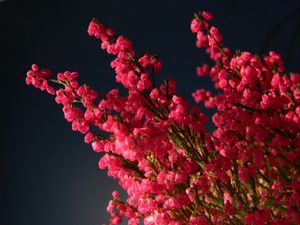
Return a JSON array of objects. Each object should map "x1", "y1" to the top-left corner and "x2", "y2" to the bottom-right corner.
[{"x1": 1, "y1": 0, "x2": 299, "y2": 224}]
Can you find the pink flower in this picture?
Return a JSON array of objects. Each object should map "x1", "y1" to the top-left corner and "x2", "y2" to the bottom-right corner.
[
  {"x1": 25, "y1": 10, "x2": 300, "y2": 225},
  {"x1": 201, "y1": 11, "x2": 213, "y2": 21},
  {"x1": 196, "y1": 64, "x2": 211, "y2": 76},
  {"x1": 190, "y1": 19, "x2": 201, "y2": 33}
]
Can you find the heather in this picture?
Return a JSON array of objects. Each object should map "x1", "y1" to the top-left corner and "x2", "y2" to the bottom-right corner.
[{"x1": 25, "y1": 10, "x2": 300, "y2": 225}]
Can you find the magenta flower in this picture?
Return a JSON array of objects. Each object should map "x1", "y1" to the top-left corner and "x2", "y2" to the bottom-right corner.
[{"x1": 25, "y1": 10, "x2": 300, "y2": 225}]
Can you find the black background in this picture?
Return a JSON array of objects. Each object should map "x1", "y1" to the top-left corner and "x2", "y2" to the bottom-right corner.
[{"x1": 1, "y1": 0, "x2": 300, "y2": 224}]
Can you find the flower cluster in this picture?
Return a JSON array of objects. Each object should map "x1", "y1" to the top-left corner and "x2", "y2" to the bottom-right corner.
[{"x1": 25, "y1": 11, "x2": 299, "y2": 225}]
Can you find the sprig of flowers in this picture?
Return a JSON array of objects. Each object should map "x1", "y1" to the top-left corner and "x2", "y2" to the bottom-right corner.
[{"x1": 25, "y1": 10, "x2": 300, "y2": 225}]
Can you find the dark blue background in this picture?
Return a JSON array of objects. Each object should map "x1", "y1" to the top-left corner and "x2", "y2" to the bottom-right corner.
[{"x1": 1, "y1": 0, "x2": 299, "y2": 224}]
